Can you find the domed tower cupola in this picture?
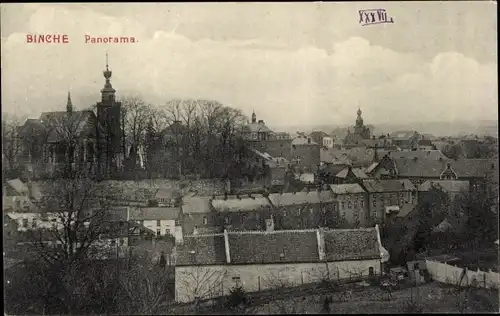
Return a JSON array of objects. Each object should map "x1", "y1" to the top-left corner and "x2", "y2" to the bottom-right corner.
[{"x1": 356, "y1": 108, "x2": 364, "y2": 127}]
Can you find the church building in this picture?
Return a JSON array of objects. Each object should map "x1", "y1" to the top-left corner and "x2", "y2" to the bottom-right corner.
[
  {"x1": 17, "y1": 54, "x2": 124, "y2": 178},
  {"x1": 344, "y1": 108, "x2": 371, "y2": 146}
]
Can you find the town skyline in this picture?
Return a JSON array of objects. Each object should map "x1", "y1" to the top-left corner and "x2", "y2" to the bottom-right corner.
[{"x1": 1, "y1": 2, "x2": 497, "y2": 127}]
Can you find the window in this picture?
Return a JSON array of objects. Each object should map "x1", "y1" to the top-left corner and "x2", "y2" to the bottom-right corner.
[
  {"x1": 156, "y1": 220, "x2": 161, "y2": 226},
  {"x1": 203, "y1": 216, "x2": 208, "y2": 225},
  {"x1": 353, "y1": 201, "x2": 358, "y2": 208},
  {"x1": 22, "y1": 219, "x2": 28, "y2": 228},
  {"x1": 341, "y1": 202, "x2": 345, "y2": 209},
  {"x1": 32, "y1": 219, "x2": 37, "y2": 228},
  {"x1": 372, "y1": 200, "x2": 376, "y2": 207},
  {"x1": 165, "y1": 229, "x2": 170, "y2": 235},
  {"x1": 110, "y1": 240, "x2": 116, "y2": 246},
  {"x1": 175, "y1": 219, "x2": 180, "y2": 226},
  {"x1": 224, "y1": 216, "x2": 230, "y2": 225},
  {"x1": 119, "y1": 239, "x2": 125, "y2": 246},
  {"x1": 360, "y1": 200, "x2": 364, "y2": 207},
  {"x1": 156, "y1": 229, "x2": 161, "y2": 236},
  {"x1": 347, "y1": 201, "x2": 352, "y2": 209}
]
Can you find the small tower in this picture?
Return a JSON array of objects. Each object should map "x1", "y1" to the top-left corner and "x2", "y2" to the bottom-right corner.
[
  {"x1": 101, "y1": 52, "x2": 116, "y2": 103},
  {"x1": 251, "y1": 110, "x2": 257, "y2": 124},
  {"x1": 356, "y1": 108, "x2": 363, "y2": 127},
  {"x1": 66, "y1": 91, "x2": 73, "y2": 113}
]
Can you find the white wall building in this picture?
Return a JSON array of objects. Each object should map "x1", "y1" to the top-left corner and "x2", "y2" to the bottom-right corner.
[{"x1": 175, "y1": 226, "x2": 389, "y2": 303}]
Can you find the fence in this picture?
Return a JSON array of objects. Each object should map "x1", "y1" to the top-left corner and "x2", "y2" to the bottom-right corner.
[{"x1": 425, "y1": 259, "x2": 500, "y2": 289}]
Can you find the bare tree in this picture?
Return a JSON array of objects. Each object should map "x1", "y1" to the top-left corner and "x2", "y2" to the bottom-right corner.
[
  {"x1": 118, "y1": 257, "x2": 174, "y2": 314},
  {"x1": 29, "y1": 174, "x2": 119, "y2": 266},
  {"x1": 2, "y1": 113, "x2": 23, "y2": 171},
  {"x1": 176, "y1": 266, "x2": 228, "y2": 304},
  {"x1": 121, "y1": 96, "x2": 153, "y2": 169}
]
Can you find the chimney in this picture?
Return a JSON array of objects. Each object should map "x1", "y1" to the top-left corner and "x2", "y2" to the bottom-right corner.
[
  {"x1": 258, "y1": 120, "x2": 264, "y2": 124},
  {"x1": 224, "y1": 229, "x2": 231, "y2": 263},
  {"x1": 224, "y1": 192, "x2": 228, "y2": 201},
  {"x1": 316, "y1": 228, "x2": 326, "y2": 261},
  {"x1": 236, "y1": 194, "x2": 241, "y2": 200},
  {"x1": 308, "y1": 138, "x2": 311, "y2": 144},
  {"x1": 413, "y1": 157, "x2": 418, "y2": 161}
]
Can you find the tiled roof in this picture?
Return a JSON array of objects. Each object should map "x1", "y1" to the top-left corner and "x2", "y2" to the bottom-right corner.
[
  {"x1": 396, "y1": 203, "x2": 418, "y2": 218},
  {"x1": 361, "y1": 139, "x2": 378, "y2": 147},
  {"x1": 365, "y1": 162, "x2": 379, "y2": 174},
  {"x1": 310, "y1": 131, "x2": 331, "y2": 138},
  {"x1": 318, "y1": 163, "x2": 349, "y2": 176},
  {"x1": 130, "y1": 207, "x2": 181, "y2": 220},
  {"x1": 362, "y1": 179, "x2": 416, "y2": 192},
  {"x1": 335, "y1": 167, "x2": 368, "y2": 179},
  {"x1": 182, "y1": 196, "x2": 212, "y2": 214},
  {"x1": 227, "y1": 230, "x2": 319, "y2": 264},
  {"x1": 6, "y1": 179, "x2": 29, "y2": 195},
  {"x1": 155, "y1": 188, "x2": 182, "y2": 199},
  {"x1": 378, "y1": 150, "x2": 447, "y2": 160},
  {"x1": 211, "y1": 197, "x2": 271, "y2": 212},
  {"x1": 329, "y1": 184, "x2": 366, "y2": 195},
  {"x1": 418, "y1": 180, "x2": 470, "y2": 193},
  {"x1": 108, "y1": 207, "x2": 129, "y2": 221},
  {"x1": 249, "y1": 140, "x2": 293, "y2": 160},
  {"x1": 393, "y1": 158, "x2": 497, "y2": 178},
  {"x1": 268, "y1": 191, "x2": 335, "y2": 206},
  {"x1": 390, "y1": 131, "x2": 417, "y2": 140},
  {"x1": 292, "y1": 136, "x2": 319, "y2": 145},
  {"x1": 242, "y1": 122, "x2": 273, "y2": 133},
  {"x1": 323, "y1": 228, "x2": 381, "y2": 261},
  {"x1": 176, "y1": 234, "x2": 227, "y2": 266}
]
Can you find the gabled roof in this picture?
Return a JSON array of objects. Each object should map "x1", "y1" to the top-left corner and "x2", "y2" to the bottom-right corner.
[
  {"x1": 182, "y1": 196, "x2": 212, "y2": 214},
  {"x1": 310, "y1": 131, "x2": 331, "y2": 138},
  {"x1": 155, "y1": 188, "x2": 182, "y2": 200},
  {"x1": 211, "y1": 197, "x2": 271, "y2": 212},
  {"x1": 323, "y1": 227, "x2": 381, "y2": 261},
  {"x1": 393, "y1": 158, "x2": 497, "y2": 178},
  {"x1": 396, "y1": 203, "x2": 418, "y2": 218},
  {"x1": 292, "y1": 136, "x2": 319, "y2": 146},
  {"x1": 227, "y1": 230, "x2": 319, "y2": 264},
  {"x1": 418, "y1": 180, "x2": 470, "y2": 193},
  {"x1": 176, "y1": 234, "x2": 227, "y2": 266},
  {"x1": 362, "y1": 179, "x2": 416, "y2": 192},
  {"x1": 329, "y1": 184, "x2": 366, "y2": 195},
  {"x1": 130, "y1": 207, "x2": 181, "y2": 221},
  {"x1": 378, "y1": 150, "x2": 447, "y2": 160},
  {"x1": 242, "y1": 122, "x2": 273, "y2": 133},
  {"x1": 365, "y1": 162, "x2": 379, "y2": 174},
  {"x1": 335, "y1": 167, "x2": 368, "y2": 179},
  {"x1": 268, "y1": 191, "x2": 335, "y2": 206},
  {"x1": 6, "y1": 179, "x2": 29, "y2": 195},
  {"x1": 391, "y1": 131, "x2": 418, "y2": 140}
]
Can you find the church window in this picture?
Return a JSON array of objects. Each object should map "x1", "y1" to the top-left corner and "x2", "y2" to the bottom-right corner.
[
  {"x1": 347, "y1": 201, "x2": 352, "y2": 209},
  {"x1": 354, "y1": 201, "x2": 358, "y2": 208}
]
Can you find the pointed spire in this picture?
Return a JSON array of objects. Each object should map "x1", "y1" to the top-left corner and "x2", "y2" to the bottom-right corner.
[{"x1": 66, "y1": 91, "x2": 73, "y2": 113}]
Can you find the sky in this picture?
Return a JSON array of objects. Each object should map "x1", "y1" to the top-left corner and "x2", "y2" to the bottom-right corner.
[{"x1": 1, "y1": 2, "x2": 497, "y2": 128}]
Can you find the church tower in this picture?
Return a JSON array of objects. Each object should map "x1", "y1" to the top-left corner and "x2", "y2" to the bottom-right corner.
[
  {"x1": 96, "y1": 53, "x2": 123, "y2": 176},
  {"x1": 66, "y1": 92, "x2": 73, "y2": 113},
  {"x1": 251, "y1": 110, "x2": 257, "y2": 124}
]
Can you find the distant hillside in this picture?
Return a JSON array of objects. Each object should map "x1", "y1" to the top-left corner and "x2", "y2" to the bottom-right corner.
[{"x1": 274, "y1": 120, "x2": 498, "y2": 138}]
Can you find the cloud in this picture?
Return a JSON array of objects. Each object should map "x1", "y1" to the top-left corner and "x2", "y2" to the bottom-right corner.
[{"x1": 1, "y1": 4, "x2": 497, "y2": 129}]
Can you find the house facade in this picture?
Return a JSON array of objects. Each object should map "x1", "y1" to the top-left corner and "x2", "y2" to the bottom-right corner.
[
  {"x1": 175, "y1": 226, "x2": 389, "y2": 303},
  {"x1": 329, "y1": 184, "x2": 369, "y2": 227},
  {"x1": 361, "y1": 179, "x2": 417, "y2": 225}
]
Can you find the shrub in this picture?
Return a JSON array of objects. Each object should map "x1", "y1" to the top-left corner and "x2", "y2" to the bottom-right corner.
[{"x1": 226, "y1": 285, "x2": 247, "y2": 310}]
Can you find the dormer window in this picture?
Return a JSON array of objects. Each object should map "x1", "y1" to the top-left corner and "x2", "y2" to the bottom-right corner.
[{"x1": 203, "y1": 217, "x2": 208, "y2": 225}]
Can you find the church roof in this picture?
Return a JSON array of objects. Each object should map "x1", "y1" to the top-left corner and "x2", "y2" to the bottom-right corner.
[
  {"x1": 242, "y1": 122, "x2": 273, "y2": 133},
  {"x1": 33, "y1": 110, "x2": 101, "y2": 142}
]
